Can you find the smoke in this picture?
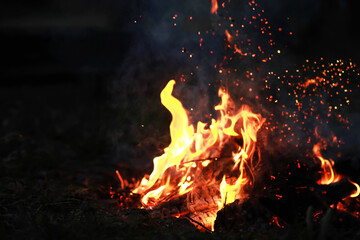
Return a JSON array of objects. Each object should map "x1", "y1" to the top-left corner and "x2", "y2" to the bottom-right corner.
[{"x1": 109, "y1": 0, "x2": 217, "y2": 167}]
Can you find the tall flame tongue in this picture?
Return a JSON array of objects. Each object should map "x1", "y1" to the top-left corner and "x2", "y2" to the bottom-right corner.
[
  {"x1": 313, "y1": 143, "x2": 340, "y2": 185},
  {"x1": 133, "y1": 80, "x2": 265, "y2": 230}
]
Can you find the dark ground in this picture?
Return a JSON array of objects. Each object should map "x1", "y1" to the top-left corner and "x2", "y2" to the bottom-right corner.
[{"x1": 1, "y1": 0, "x2": 360, "y2": 239}]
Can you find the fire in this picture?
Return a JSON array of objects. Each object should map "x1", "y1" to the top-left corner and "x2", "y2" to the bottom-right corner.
[
  {"x1": 349, "y1": 180, "x2": 360, "y2": 198},
  {"x1": 225, "y1": 29, "x2": 232, "y2": 42},
  {"x1": 109, "y1": 0, "x2": 360, "y2": 231},
  {"x1": 313, "y1": 142, "x2": 359, "y2": 198},
  {"x1": 312, "y1": 142, "x2": 340, "y2": 185},
  {"x1": 211, "y1": 0, "x2": 218, "y2": 14},
  {"x1": 133, "y1": 80, "x2": 265, "y2": 230}
]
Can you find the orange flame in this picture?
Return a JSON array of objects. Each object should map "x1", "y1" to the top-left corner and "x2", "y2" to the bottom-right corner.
[
  {"x1": 211, "y1": 0, "x2": 218, "y2": 14},
  {"x1": 349, "y1": 180, "x2": 360, "y2": 198},
  {"x1": 313, "y1": 142, "x2": 359, "y2": 198},
  {"x1": 133, "y1": 80, "x2": 265, "y2": 230},
  {"x1": 312, "y1": 143, "x2": 340, "y2": 185}
]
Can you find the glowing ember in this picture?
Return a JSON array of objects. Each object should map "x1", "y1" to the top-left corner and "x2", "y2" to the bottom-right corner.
[
  {"x1": 133, "y1": 80, "x2": 265, "y2": 230},
  {"x1": 302, "y1": 77, "x2": 325, "y2": 88},
  {"x1": 349, "y1": 180, "x2": 360, "y2": 198},
  {"x1": 234, "y1": 44, "x2": 246, "y2": 56},
  {"x1": 225, "y1": 30, "x2": 232, "y2": 43},
  {"x1": 211, "y1": 0, "x2": 218, "y2": 15}
]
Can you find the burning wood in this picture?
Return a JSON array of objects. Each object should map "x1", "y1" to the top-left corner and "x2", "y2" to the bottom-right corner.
[
  {"x1": 108, "y1": 0, "x2": 360, "y2": 233},
  {"x1": 123, "y1": 80, "x2": 265, "y2": 230},
  {"x1": 110, "y1": 79, "x2": 359, "y2": 232}
]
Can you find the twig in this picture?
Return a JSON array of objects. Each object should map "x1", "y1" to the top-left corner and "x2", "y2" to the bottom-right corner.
[{"x1": 185, "y1": 215, "x2": 213, "y2": 232}]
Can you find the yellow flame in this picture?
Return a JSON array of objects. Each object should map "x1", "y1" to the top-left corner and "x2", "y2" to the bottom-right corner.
[
  {"x1": 133, "y1": 80, "x2": 265, "y2": 229},
  {"x1": 349, "y1": 180, "x2": 360, "y2": 198},
  {"x1": 313, "y1": 143, "x2": 340, "y2": 185}
]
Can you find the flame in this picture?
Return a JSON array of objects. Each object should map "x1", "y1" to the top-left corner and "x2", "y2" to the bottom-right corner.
[
  {"x1": 349, "y1": 180, "x2": 360, "y2": 198},
  {"x1": 211, "y1": 0, "x2": 218, "y2": 14},
  {"x1": 313, "y1": 142, "x2": 359, "y2": 199},
  {"x1": 133, "y1": 80, "x2": 265, "y2": 230},
  {"x1": 312, "y1": 143, "x2": 340, "y2": 185},
  {"x1": 219, "y1": 104, "x2": 264, "y2": 208}
]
